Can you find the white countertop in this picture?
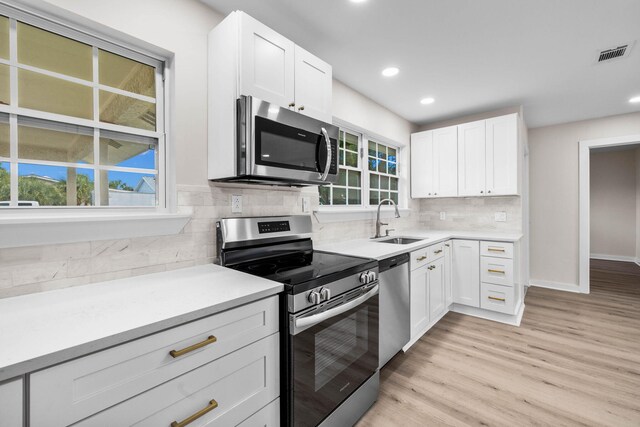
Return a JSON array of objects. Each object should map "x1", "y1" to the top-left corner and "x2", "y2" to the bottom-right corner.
[
  {"x1": 316, "y1": 229, "x2": 522, "y2": 261},
  {"x1": 0, "y1": 264, "x2": 282, "y2": 382}
]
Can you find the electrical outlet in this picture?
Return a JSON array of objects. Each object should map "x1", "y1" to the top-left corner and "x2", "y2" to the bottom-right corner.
[
  {"x1": 439, "y1": 211, "x2": 446, "y2": 220},
  {"x1": 302, "y1": 197, "x2": 310, "y2": 213},
  {"x1": 495, "y1": 211, "x2": 507, "y2": 222},
  {"x1": 231, "y1": 194, "x2": 242, "y2": 213}
]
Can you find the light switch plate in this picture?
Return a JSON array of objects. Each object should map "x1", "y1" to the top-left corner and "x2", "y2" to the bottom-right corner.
[
  {"x1": 302, "y1": 197, "x2": 310, "y2": 213},
  {"x1": 231, "y1": 195, "x2": 242, "y2": 213},
  {"x1": 495, "y1": 211, "x2": 507, "y2": 222},
  {"x1": 439, "y1": 211, "x2": 446, "y2": 220}
]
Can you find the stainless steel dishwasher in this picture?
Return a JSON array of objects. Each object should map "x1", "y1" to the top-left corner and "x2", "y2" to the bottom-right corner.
[{"x1": 378, "y1": 253, "x2": 410, "y2": 368}]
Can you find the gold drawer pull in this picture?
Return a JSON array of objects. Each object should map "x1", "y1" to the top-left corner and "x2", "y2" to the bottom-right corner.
[
  {"x1": 488, "y1": 269, "x2": 505, "y2": 274},
  {"x1": 416, "y1": 256, "x2": 427, "y2": 261},
  {"x1": 170, "y1": 335, "x2": 217, "y2": 358},
  {"x1": 488, "y1": 296, "x2": 506, "y2": 302},
  {"x1": 171, "y1": 399, "x2": 218, "y2": 427},
  {"x1": 488, "y1": 247, "x2": 505, "y2": 252},
  {"x1": 434, "y1": 249, "x2": 443, "y2": 254}
]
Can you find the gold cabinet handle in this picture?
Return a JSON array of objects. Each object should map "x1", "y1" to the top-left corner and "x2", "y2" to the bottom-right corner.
[
  {"x1": 434, "y1": 249, "x2": 443, "y2": 254},
  {"x1": 170, "y1": 335, "x2": 217, "y2": 358},
  {"x1": 171, "y1": 399, "x2": 218, "y2": 427},
  {"x1": 488, "y1": 269, "x2": 506, "y2": 274},
  {"x1": 444, "y1": 244, "x2": 450, "y2": 247},
  {"x1": 488, "y1": 296, "x2": 506, "y2": 302},
  {"x1": 488, "y1": 247, "x2": 505, "y2": 252},
  {"x1": 416, "y1": 256, "x2": 427, "y2": 261}
]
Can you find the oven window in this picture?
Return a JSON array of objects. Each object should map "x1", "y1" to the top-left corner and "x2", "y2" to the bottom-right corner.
[{"x1": 314, "y1": 308, "x2": 368, "y2": 391}]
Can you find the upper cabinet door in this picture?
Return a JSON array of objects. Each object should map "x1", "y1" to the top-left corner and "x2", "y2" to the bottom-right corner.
[
  {"x1": 410, "y1": 130, "x2": 434, "y2": 198},
  {"x1": 239, "y1": 12, "x2": 295, "y2": 108},
  {"x1": 294, "y1": 45, "x2": 332, "y2": 122},
  {"x1": 486, "y1": 113, "x2": 518, "y2": 195},
  {"x1": 432, "y1": 125, "x2": 458, "y2": 197},
  {"x1": 457, "y1": 120, "x2": 486, "y2": 196}
]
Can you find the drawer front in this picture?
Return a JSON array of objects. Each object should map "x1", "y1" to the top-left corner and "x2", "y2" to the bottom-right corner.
[
  {"x1": 31, "y1": 296, "x2": 279, "y2": 427},
  {"x1": 480, "y1": 283, "x2": 516, "y2": 314},
  {"x1": 480, "y1": 241, "x2": 513, "y2": 259},
  {"x1": 238, "y1": 398, "x2": 280, "y2": 427},
  {"x1": 411, "y1": 242, "x2": 445, "y2": 270},
  {"x1": 0, "y1": 378, "x2": 23, "y2": 427},
  {"x1": 77, "y1": 333, "x2": 279, "y2": 427},
  {"x1": 480, "y1": 257, "x2": 514, "y2": 286},
  {"x1": 426, "y1": 242, "x2": 445, "y2": 263}
]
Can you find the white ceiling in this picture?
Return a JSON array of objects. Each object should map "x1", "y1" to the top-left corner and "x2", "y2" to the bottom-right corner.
[{"x1": 201, "y1": 0, "x2": 640, "y2": 128}]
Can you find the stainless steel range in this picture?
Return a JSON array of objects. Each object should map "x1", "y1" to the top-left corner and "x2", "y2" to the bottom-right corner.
[{"x1": 217, "y1": 215, "x2": 379, "y2": 427}]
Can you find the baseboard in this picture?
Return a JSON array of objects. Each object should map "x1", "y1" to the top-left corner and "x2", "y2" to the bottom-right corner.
[
  {"x1": 450, "y1": 303, "x2": 524, "y2": 327},
  {"x1": 529, "y1": 280, "x2": 581, "y2": 293},
  {"x1": 590, "y1": 253, "x2": 637, "y2": 263}
]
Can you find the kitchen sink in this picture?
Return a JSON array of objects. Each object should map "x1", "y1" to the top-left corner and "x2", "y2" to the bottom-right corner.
[{"x1": 376, "y1": 237, "x2": 425, "y2": 245}]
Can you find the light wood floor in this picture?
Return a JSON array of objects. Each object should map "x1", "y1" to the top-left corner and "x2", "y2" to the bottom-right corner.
[{"x1": 358, "y1": 260, "x2": 640, "y2": 426}]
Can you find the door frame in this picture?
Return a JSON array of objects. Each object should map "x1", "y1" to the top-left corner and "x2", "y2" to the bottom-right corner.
[{"x1": 579, "y1": 133, "x2": 640, "y2": 293}]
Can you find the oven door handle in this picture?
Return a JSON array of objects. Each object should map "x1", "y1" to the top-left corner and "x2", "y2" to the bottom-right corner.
[
  {"x1": 320, "y1": 127, "x2": 332, "y2": 181},
  {"x1": 294, "y1": 284, "x2": 378, "y2": 333}
]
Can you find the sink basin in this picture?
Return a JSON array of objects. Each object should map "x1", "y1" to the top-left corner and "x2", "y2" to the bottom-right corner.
[{"x1": 376, "y1": 237, "x2": 424, "y2": 245}]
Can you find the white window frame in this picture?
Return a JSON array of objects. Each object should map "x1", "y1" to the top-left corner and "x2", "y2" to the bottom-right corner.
[{"x1": 0, "y1": 1, "x2": 188, "y2": 248}]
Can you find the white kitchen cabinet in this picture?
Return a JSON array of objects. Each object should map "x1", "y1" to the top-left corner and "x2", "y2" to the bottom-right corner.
[
  {"x1": 0, "y1": 378, "x2": 22, "y2": 427},
  {"x1": 457, "y1": 120, "x2": 486, "y2": 196},
  {"x1": 452, "y1": 240, "x2": 480, "y2": 307},
  {"x1": 410, "y1": 130, "x2": 434, "y2": 198},
  {"x1": 410, "y1": 263, "x2": 429, "y2": 338},
  {"x1": 444, "y1": 240, "x2": 453, "y2": 307},
  {"x1": 410, "y1": 247, "x2": 446, "y2": 341},
  {"x1": 428, "y1": 257, "x2": 446, "y2": 321},
  {"x1": 294, "y1": 45, "x2": 332, "y2": 122},
  {"x1": 486, "y1": 113, "x2": 518, "y2": 195},
  {"x1": 433, "y1": 126, "x2": 458, "y2": 197}
]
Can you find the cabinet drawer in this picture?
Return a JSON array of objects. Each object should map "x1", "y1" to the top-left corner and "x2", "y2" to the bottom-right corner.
[
  {"x1": 77, "y1": 333, "x2": 279, "y2": 427},
  {"x1": 0, "y1": 378, "x2": 23, "y2": 427},
  {"x1": 480, "y1": 283, "x2": 516, "y2": 314},
  {"x1": 410, "y1": 242, "x2": 445, "y2": 270},
  {"x1": 238, "y1": 398, "x2": 280, "y2": 426},
  {"x1": 480, "y1": 256, "x2": 514, "y2": 286},
  {"x1": 31, "y1": 296, "x2": 278, "y2": 427},
  {"x1": 480, "y1": 241, "x2": 513, "y2": 258}
]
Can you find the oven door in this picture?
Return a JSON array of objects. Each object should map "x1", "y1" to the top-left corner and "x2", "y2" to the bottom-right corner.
[
  {"x1": 288, "y1": 283, "x2": 379, "y2": 427},
  {"x1": 240, "y1": 95, "x2": 338, "y2": 184}
]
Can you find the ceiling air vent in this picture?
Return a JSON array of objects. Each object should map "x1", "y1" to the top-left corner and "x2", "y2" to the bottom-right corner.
[{"x1": 596, "y1": 42, "x2": 634, "y2": 63}]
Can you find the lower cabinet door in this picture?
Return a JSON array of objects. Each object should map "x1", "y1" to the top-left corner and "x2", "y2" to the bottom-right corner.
[
  {"x1": 452, "y1": 240, "x2": 480, "y2": 307},
  {"x1": 444, "y1": 241, "x2": 453, "y2": 307},
  {"x1": 237, "y1": 398, "x2": 280, "y2": 427},
  {"x1": 0, "y1": 378, "x2": 22, "y2": 427},
  {"x1": 428, "y1": 257, "x2": 446, "y2": 320},
  {"x1": 76, "y1": 333, "x2": 279, "y2": 427},
  {"x1": 410, "y1": 265, "x2": 429, "y2": 339}
]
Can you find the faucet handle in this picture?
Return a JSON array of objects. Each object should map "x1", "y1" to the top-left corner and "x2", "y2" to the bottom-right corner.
[{"x1": 385, "y1": 228, "x2": 395, "y2": 236}]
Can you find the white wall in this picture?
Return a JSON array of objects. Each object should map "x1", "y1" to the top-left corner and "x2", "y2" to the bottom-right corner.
[
  {"x1": 589, "y1": 149, "x2": 637, "y2": 260},
  {"x1": 529, "y1": 111, "x2": 640, "y2": 288},
  {"x1": 637, "y1": 148, "x2": 640, "y2": 262}
]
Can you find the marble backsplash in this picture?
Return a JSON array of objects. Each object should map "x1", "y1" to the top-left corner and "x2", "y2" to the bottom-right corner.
[{"x1": 418, "y1": 196, "x2": 522, "y2": 231}]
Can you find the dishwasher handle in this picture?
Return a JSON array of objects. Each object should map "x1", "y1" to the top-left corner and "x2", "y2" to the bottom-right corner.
[{"x1": 379, "y1": 253, "x2": 410, "y2": 272}]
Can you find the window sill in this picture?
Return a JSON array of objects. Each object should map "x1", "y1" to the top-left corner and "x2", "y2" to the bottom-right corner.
[
  {"x1": 313, "y1": 207, "x2": 412, "y2": 223},
  {"x1": 0, "y1": 212, "x2": 190, "y2": 248}
]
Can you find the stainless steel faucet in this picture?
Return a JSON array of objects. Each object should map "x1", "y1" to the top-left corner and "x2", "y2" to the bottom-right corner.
[{"x1": 372, "y1": 199, "x2": 400, "y2": 238}]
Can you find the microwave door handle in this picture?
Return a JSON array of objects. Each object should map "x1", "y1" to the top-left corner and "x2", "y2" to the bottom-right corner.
[
  {"x1": 320, "y1": 127, "x2": 332, "y2": 181},
  {"x1": 293, "y1": 284, "x2": 378, "y2": 334}
]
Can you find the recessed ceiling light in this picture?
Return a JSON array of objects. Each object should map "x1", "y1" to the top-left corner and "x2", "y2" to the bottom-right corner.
[
  {"x1": 382, "y1": 67, "x2": 399, "y2": 77},
  {"x1": 420, "y1": 97, "x2": 435, "y2": 105},
  {"x1": 630, "y1": 96, "x2": 640, "y2": 103}
]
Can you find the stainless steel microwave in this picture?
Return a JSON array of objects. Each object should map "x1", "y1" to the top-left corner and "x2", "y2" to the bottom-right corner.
[{"x1": 218, "y1": 95, "x2": 339, "y2": 186}]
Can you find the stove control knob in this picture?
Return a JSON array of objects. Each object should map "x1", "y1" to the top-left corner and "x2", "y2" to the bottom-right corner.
[
  {"x1": 359, "y1": 272, "x2": 370, "y2": 284},
  {"x1": 320, "y1": 288, "x2": 331, "y2": 301},
  {"x1": 367, "y1": 271, "x2": 377, "y2": 282},
  {"x1": 307, "y1": 290, "x2": 321, "y2": 304}
]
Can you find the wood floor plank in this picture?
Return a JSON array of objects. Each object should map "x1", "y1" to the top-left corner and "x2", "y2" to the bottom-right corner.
[{"x1": 357, "y1": 260, "x2": 640, "y2": 426}]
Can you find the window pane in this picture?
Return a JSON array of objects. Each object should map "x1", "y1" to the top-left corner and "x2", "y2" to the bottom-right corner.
[
  {"x1": 380, "y1": 175, "x2": 389, "y2": 190},
  {"x1": 337, "y1": 169, "x2": 346, "y2": 186},
  {"x1": 103, "y1": 171, "x2": 156, "y2": 206},
  {"x1": 339, "y1": 131, "x2": 344, "y2": 148},
  {"x1": 0, "y1": 64, "x2": 8, "y2": 105},
  {"x1": 18, "y1": 120, "x2": 93, "y2": 164},
  {"x1": 348, "y1": 170, "x2": 361, "y2": 188},
  {"x1": 344, "y1": 132, "x2": 358, "y2": 152},
  {"x1": 0, "y1": 118, "x2": 8, "y2": 158},
  {"x1": 0, "y1": 162, "x2": 9, "y2": 205},
  {"x1": 348, "y1": 188, "x2": 361, "y2": 205},
  {"x1": 391, "y1": 192, "x2": 398, "y2": 204},
  {"x1": 345, "y1": 151, "x2": 358, "y2": 167},
  {"x1": 388, "y1": 162, "x2": 397, "y2": 176},
  {"x1": 0, "y1": 16, "x2": 8, "y2": 59},
  {"x1": 368, "y1": 157, "x2": 376, "y2": 171},
  {"x1": 390, "y1": 177, "x2": 398, "y2": 191},
  {"x1": 99, "y1": 134, "x2": 156, "y2": 169},
  {"x1": 339, "y1": 150, "x2": 344, "y2": 166},
  {"x1": 388, "y1": 147, "x2": 397, "y2": 163},
  {"x1": 369, "y1": 190, "x2": 378, "y2": 205},
  {"x1": 333, "y1": 187, "x2": 346, "y2": 205},
  {"x1": 377, "y1": 160, "x2": 387, "y2": 174},
  {"x1": 319, "y1": 185, "x2": 330, "y2": 206},
  {"x1": 368, "y1": 141, "x2": 376, "y2": 157},
  {"x1": 381, "y1": 191, "x2": 390, "y2": 201},
  {"x1": 18, "y1": 163, "x2": 94, "y2": 206},
  {"x1": 19, "y1": 69, "x2": 93, "y2": 119},
  {"x1": 17, "y1": 22, "x2": 92, "y2": 81},
  {"x1": 369, "y1": 173, "x2": 379, "y2": 189},
  {"x1": 99, "y1": 50, "x2": 155, "y2": 97},
  {"x1": 377, "y1": 144, "x2": 387, "y2": 160},
  {"x1": 99, "y1": 90, "x2": 156, "y2": 131}
]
